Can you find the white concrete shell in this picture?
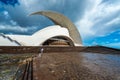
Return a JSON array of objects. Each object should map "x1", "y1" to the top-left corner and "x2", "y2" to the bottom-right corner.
[
  {"x1": 32, "y1": 25, "x2": 72, "y2": 46},
  {"x1": 31, "y1": 11, "x2": 82, "y2": 45},
  {"x1": 0, "y1": 33, "x2": 20, "y2": 46},
  {"x1": 0, "y1": 11, "x2": 83, "y2": 46},
  {"x1": 5, "y1": 25, "x2": 75, "y2": 46}
]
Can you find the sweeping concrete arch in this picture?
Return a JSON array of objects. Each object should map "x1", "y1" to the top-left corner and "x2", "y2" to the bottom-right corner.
[{"x1": 30, "y1": 11, "x2": 82, "y2": 46}]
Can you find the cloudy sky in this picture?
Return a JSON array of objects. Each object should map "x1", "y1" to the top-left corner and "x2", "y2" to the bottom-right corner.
[{"x1": 0, "y1": 0, "x2": 120, "y2": 49}]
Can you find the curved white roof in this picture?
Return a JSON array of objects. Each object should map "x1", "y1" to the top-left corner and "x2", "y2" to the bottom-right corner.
[
  {"x1": 6, "y1": 35, "x2": 31, "y2": 46},
  {"x1": 0, "y1": 33, "x2": 20, "y2": 46},
  {"x1": 32, "y1": 25, "x2": 71, "y2": 46},
  {"x1": 6, "y1": 25, "x2": 72, "y2": 46}
]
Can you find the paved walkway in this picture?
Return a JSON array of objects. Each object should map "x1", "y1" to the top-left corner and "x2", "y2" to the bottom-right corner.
[{"x1": 32, "y1": 52, "x2": 120, "y2": 80}]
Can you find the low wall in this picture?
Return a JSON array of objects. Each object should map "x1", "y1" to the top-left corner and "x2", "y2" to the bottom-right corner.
[{"x1": 0, "y1": 46, "x2": 86, "y2": 54}]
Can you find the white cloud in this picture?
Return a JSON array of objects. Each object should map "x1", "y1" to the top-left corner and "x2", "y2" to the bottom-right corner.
[
  {"x1": 18, "y1": 0, "x2": 66, "y2": 13},
  {"x1": 76, "y1": 0, "x2": 120, "y2": 39},
  {"x1": 3, "y1": 11, "x2": 8, "y2": 16},
  {"x1": 76, "y1": 18, "x2": 94, "y2": 38},
  {"x1": 3, "y1": 11, "x2": 10, "y2": 19},
  {"x1": 105, "y1": 17, "x2": 120, "y2": 26},
  {"x1": 0, "y1": 24, "x2": 37, "y2": 33},
  {"x1": 10, "y1": 20, "x2": 17, "y2": 25},
  {"x1": 1, "y1": 0, "x2": 88, "y2": 35}
]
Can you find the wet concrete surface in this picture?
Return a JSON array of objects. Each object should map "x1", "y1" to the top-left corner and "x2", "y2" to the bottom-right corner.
[{"x1": 33, "y1": 52, "x2": 120, "y2": 80}]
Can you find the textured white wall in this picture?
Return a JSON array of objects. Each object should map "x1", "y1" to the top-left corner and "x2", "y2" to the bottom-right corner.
[{"x1": 0, "y1": 36, "x2": 20, "y2": 46}]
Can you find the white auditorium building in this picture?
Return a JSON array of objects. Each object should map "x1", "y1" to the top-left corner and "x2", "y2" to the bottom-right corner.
[{"x1": 0, "y1": 11, "x2": 82, "y2": 46}]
